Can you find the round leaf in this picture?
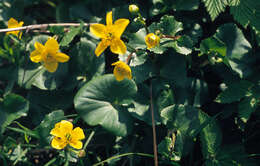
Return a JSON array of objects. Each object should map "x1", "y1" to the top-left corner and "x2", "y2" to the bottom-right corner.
[{"x1": 74, "y1": 74, "x2": 137, "y2": 136}]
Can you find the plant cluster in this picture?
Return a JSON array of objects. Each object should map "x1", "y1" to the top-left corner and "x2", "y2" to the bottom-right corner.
[{"x1": 0, "y1": 0, "x2": 259, "y2": 166}]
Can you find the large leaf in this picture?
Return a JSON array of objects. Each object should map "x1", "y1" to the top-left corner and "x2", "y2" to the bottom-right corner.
[
  {"x1": 74, "y1": 74, "x2": 136, "y2": 136},
  {"x1": 160, "y1": 50, "x2": 187, "y2": 87},
  {"x1": 230, "y1": 0, "x2": 260, "y2": 30},
  {"x1": 215, "y1": 80, "x2": 253, "y2": 103},
  {"x1": 0, "y1": 93, "x2": 29, "y2": 134},
  {"x1": 199, "y1": 111, "x2": 222, "y2": 159},
  {"x1": 161, "y1": 104, "x2": 200, "y2": 157},
  {"x1": 202, "y1": 0, "x2": 227, "y2": 21},
  {"x1": 238, "y1": 96, "x2": 257, "y2": 123}
]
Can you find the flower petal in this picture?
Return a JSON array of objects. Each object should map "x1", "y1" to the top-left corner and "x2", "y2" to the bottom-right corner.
[
  {"x1": 54, "y1": 52, "x2": 70, "y2": 62},
  {"x1": 69, "y1": 140, "x2": 83, "y2": 149},
  {"x1": 106, "y1": 11, "x2": 113, "y2": 26},
  {"x1": 110, "y1": 38, "x2": 126, "y2": 55},
  {"x1": 7, "y1": 18, "x2": 19, "y2": 28},
  {"x1": 95, "y1": 40, "x2": 109, "y2": 57},
  {"x1": 71, "y1": 127, "x2": 85, "y2": 140},
  {"x1": 51, "y1": 137, "x2": 67, "y2": 150},
  {"x1": 112, "y1": 61, "x2": 132, "y2": 81},
  {"x1": 113, "y1": 19, "x2": 129, "y2": 38},
  {"x1": 59, "y1": 120, "x2": 73, "y2": 133},
  {"x1": 90, "y1": 24, "x2": 107, "y2": 38},
  {"x1": 44, "y1": 61, "x2": 58, "y2": 73},
  {"x1": 19, "y1": 21, "x2": 24, "y2": 27},
  {"x1": 29, "y1": 50, "x2": 42, "y2": 63},
  {"x1": 45, "y1": 37, "x2": 59, "y2": 53},
  {"x1": 34, "y1": 42, "x2": 44, "y2": 51}
]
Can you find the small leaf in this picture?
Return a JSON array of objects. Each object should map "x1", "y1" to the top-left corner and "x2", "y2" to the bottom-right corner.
[{"x1": 60, "y1": 24, "x2": 83, "y2": 46}]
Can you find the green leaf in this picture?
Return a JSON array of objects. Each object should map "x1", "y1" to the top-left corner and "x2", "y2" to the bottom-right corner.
[
  {"x1": 161, "y1": 104, "x2": 200, "y2": 157},
  {"x1": 69, "y1": 37, "x2": 105, "y2": 79},
  {"x1": 34, "y1": 110, "x2": 65, "y2": 145},
  {"x1": 200, "y1": 37, "x2": 227, "y2": 57},
  {"x1": 74, "y1": 74, "x2": 136, "y2": 136},
  {"x1": 202, "y1": 0, "x2": 227, "y2": 20},
  {"x1": 60, "y1": 24, "x2": 83, "y2": 47},
  {"x1": 230, "y1": 0, "x2": 260, "y2": 30},
  {"x1": 160, "y1": 50, "x2": 187, "y2": 86},
  {"x1": 215, "y1": 80, "x2": 253, "y2": 103},
  {"x1": 238, "y1": 96, "x2": 257, "y2": 123},
  {"x1": 0, "y1": 93, "x2": 29, "y2": 134},
  {"x1": 199, "y1": 111, "x2": 222, "y2": 158},
  {"x1": 18, "y1": 64, "x2": 69, "y2": 90}
]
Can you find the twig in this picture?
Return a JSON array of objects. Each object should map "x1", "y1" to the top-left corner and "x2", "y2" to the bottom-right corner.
[
  {"x1": 161, "y1": 35, "x2": 181, "y2": 40},
  {"x1": 150, "y1": 82, "x2": 158, "y2": 166},
  {"x1": 0, "y1": 23, "x2": 90, "y2": 33}
]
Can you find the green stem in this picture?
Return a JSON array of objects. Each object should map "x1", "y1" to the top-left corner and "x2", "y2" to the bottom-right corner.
[
  {"x1": 44, "y1": 158, "x2": 57, "y2": 166},
  {"x1": 83, "y1": 130, "x2": 95, "y2": 150},
  {"x1": 93, "y1": 152, "x2": 153, "y2": 166},
  {"x1": 150, "y1": 82, "x2": 158, "y2": 166}
]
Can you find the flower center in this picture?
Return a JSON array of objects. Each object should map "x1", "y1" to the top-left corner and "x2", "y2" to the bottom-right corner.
[
  {"x1": 65, "y1": 133, "x2": 72, "y2": 141},
  {"x1": 106, "y1": 32, "x2": 114, "y2": 41}
]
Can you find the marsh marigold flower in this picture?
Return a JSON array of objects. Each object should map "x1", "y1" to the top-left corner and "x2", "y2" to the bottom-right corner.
[
  {"x1": 6, "y1": 18, "x2": 24, "y2": 39},
  {"x1": 29, "y1": 37, "x2": 70, "y2": 73},
  {"x1": 145, "y1": 33, "x2": 160, "y2": 49},
  {"x1": 112, "y1": 61, "x2": 132, "y2": 81},
  {"x1": 50, "y1": 120, "x2": 85, "y2": 150},
  {"x1": 90, "y1": 11, "x2": 129, "y2": 57}
]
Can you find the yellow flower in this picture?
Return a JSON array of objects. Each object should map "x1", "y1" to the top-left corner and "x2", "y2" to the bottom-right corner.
[
  {"x1": 50, "y1": 120, "x2": 85, "y2": 150},
  {"x1": 145, "y1": 33, "x2": 160, "y2": 49},
  {"x1": 29, "y1": 37, "x2": 70, "y2": 73},
  {"x1": 6, "y1": 18, "x2": 24, "y2": 39},
  {"x1": 112, "y1": 61, "x2": 132, "y2": 81},
  {"x1": 90, "y1": 11, "x2": 130, "y2": 57}
]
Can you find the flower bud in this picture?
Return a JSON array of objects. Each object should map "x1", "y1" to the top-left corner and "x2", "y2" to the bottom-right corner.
[
  {"x1": 145, "y1": 33, "x2": 160, "y2": 49},
  {"x1": 78, "y1": 150, "x2": 86, "y2": 158},
  {"x1": 129, "y1": 4, "x2": 139, "y2": 14}
]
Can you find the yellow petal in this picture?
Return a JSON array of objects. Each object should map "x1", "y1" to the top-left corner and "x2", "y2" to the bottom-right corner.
[
  {"x1": 54, "y1": 52, "x2": 70, "y2": 62},
  {"x1": 7, "y1": 18, "x2": 19, "y2": 28},
  {"x1": 112, "y1": 61, "x2": 132, "y2": 81},
  {"x1": 71, "y1": 127, "x2": 85, "y2": 140},
  {"x1": 44, "y1": 61, "x2": 58, "y2": 73},
  {"x1": 29, "y1": 50, "x2": 42, "y2": 63},
  {"x1": 51, "y1": 137, "x2": 67, "y2": 150},
  {"x1": 59, "y1": 120, "x2": 73, "y2": 132},
  {"x1": 45, "y1": 37, "x2": 59, "y2": 53},
  {"x1": 106, "y1": 11, "x2": 113, "y2": 26},
  {"x1": 34, "y1": 42, "x2": 45, "y2": 51},
  {"x1": 90, "y1": 24, "x2": 107, "y2": 38},
  {"x1": 113, "y1": 19, "x2": 129, "y2": 38},
  {"x1": 19, "y1": 21, "x2": 24, "y2": 27},
  {"x1": 110, "y1": 38, "x2": 126, "y2": 55},
  {"x1": 69, "y1": 140, "x2": 83, "y2": 149},
  {"x1": 95, "y1": 40, "x2": 109, "y2": 57},
  {"x1": 145, "y1": 33, "x2": 160, "y2": 49},
  {"x1": 6, "y1": 18, "x2": 24, "y2": 38}
]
